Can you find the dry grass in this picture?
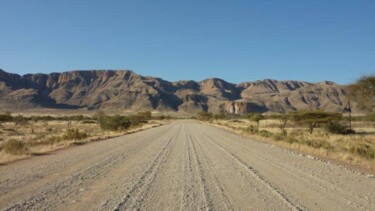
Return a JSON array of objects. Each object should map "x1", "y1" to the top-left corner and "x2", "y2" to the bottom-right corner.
[
  {"x1": 210, "y1": 119, "x2": 375, "y2": 173},
  {"x1": 0, "y1": 117, "x2": 170, "y2": 164}
]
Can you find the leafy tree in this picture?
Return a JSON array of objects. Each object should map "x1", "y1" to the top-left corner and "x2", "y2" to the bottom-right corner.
[
  {"x1": 276, "y1": 114, "x2": 289, "y2": 131},
  {"x1": 0, "y1": 111, "x2": 12, "y2": 122},
  {"x1": 247, "y1": 113, "x2": 265, "y2": 127},
  {"x1": 291, "y1": 111, "x2": 340, "y2": 134},
  {"x1": 348, "y1": 75, "x2": 375, "y2": 112}
]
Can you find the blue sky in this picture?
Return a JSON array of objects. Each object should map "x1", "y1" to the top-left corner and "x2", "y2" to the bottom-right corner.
[{"x1": 0, "y1": 0, "x2": 374, "y2": 84}]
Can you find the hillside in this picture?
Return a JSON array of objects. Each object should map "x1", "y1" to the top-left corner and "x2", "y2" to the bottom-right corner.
[{"x1": 0, "y1": 69, "x2": 351, "y2": 114}]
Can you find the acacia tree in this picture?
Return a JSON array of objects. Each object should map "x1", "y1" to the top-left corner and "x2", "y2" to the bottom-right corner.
[
  {"x1": 277, "y1": 114, "x2": 289, "y2": 131},
  {"x1": 348, "y1": 75, "x2": 375, "y2": 112},
  {"x1": 291, "y1": 111, "x2": 340, "y2": 134},
  {"x1": 247, "y1": 113, "x2": 265, "y2": 127}
]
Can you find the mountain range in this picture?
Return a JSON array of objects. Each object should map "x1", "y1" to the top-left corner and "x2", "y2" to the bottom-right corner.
[{"x1": 0, "y1": 69, "x2": 351, "y2": 114}]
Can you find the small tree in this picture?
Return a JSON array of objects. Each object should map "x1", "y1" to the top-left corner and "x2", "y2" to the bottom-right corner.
[
  {"x1": 247, "y1": 113, "x2": 265, "y2": 127},
  {"x1": 277, "y1": 114, "x2": 289, "y2": 131},
  {"x1": 348, "y1": 75, "x2": 375, "y2": 112},
  {"x1": 291, "y1": 111, "x2": 340, "y2": 134}
]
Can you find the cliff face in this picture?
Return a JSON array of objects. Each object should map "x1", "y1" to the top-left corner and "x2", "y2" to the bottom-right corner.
[
  {"x1": 0, "y1": 69, "x2": 351, "y2": 113},
  {"x1": 223, "y1": 101, "x2": 267, "y2": 114}
]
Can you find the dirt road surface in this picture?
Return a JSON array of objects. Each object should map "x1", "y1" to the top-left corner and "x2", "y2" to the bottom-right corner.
[{"x1": 1, "y1": 121, "x2": 374, "y2": 210}]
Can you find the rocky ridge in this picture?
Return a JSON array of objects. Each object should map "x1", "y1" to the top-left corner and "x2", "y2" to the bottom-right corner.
[{"x1": 0, "y1": 69, "x2": 350, "y2": 114}]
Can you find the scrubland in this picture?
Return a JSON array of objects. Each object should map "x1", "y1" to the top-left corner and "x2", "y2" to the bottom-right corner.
[
  {"x1": 209, "y1": 118, "x2": 375, "y2": 172},
  {"x1": 0, "y1": 112, "x2": 170, "y2": 164}
]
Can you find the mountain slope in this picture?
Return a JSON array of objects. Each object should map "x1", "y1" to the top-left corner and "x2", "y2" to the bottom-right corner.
[{"x1": 0, "y1": 69, "x2": 351, "y2": 113}]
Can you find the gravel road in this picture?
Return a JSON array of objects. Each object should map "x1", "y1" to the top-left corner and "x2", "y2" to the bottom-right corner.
[{"x1": 0, "y1": 120, "x2": 374, "y2": 210}]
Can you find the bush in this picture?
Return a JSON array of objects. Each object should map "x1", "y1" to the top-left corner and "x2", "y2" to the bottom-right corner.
[
  {"x1": 3, "y1": 139, "x2": 27, "y2": 154},
  {"x1": 258, "y1": 130, "x2": 272, "y2": 138},
  {"x1": 285, "y1": 135, "x2": 298, "y2": 144},
  {"x1": 213, "y1": 112, "x2": 226, "y2": 120},
  {"x1": 82, "y1": 120, "x2": 97, "y2": 124},
  {"x1": 349, "y1": 144, "x2": 375, "y2": 159},
  {"x1": 0, "y1": 113, "x2": 12, "y2": 122},
  {"x1": 246, "y1": 125, "x2": 259, "y2": 134},
  {"x1": 129, "y1": 112, "x2": 149, "y2": 126},
  {"x1": 44, "y1": 136, "x2": 62, "y2": 145},
  {"x1": 325, "y1": 122, "x2": 355, "y2": 134},
  {"x1": 62, "y1": 128, "x2": 88, "y2": 140},
  {"x1": 302, "y1": 139, "x2": 334, "y2": 150},
  {"x1": 197, "y1": 111, "x2": 213, "y2": 121},
  {"x1": 325, "y1": 122, "x2": 347, "y2": 134},
  {"x1": 366, "y1": 113, "x2": 375, "y2": 122},
  {"x1": 99, "y1": 115, "x2": 131, "y2": 131},
  {"x1": 272, "y1": 133, "x2": 285, "y2": 141}
]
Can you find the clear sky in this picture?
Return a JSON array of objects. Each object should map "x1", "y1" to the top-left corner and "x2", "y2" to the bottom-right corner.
[{"x1": 0, "y1": 0, "x2": 374, "y2": 84}]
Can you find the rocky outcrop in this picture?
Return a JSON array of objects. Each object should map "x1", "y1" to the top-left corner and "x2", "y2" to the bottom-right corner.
[
  {"x1": 222, "y1": 101, "x2": 266, "y2": 114},
  {"x1": 0, "y1": 69, "x2": 352, "y2": 113}
]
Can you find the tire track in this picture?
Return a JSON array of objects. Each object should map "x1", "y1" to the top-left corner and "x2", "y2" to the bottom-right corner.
[
  {"x1": 189, "y1": 133, "x2": 234, "y2": 211},
  {"x1": 1, "y1": 121, "x2": 374, "y2": 210},
  {"x1": 113, "y1": 126, "x2": 180, "y2": 211},
  {"x1": 197, "y1": 128, "x2": 304, "y2": 211},
  {"x1": 3, "y1": 125, "x2": 174, "y2": 211},
  {"x1": 204, "y1": 125, "x2": 373, "y2": 209},
  {"x1": 182, "y1": 132, "x2": 212, "y2": 210},
  {"x1": 0, "y1": 124, "x2": 174, "y2": 196}
]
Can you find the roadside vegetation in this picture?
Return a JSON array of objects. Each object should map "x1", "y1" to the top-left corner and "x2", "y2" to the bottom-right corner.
[
  {"x1": 197, "y1": 75, "x2": 375, "y2": 170},
  {"x1": 201, "y1": 111, "x2": 374, "y2": 169},
  {"x1": 0, "y1": 111, "x2": 170, "y2": 163}
]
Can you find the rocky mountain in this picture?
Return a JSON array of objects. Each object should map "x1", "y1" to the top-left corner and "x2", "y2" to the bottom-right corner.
[{"x1": 0, "y1": 69, "x2": 351, "y2": 114}]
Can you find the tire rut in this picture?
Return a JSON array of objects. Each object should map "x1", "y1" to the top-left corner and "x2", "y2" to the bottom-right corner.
[
  {"x1": 189, "y1": 133, "x2": 234, "y2": 211},
  {"x1": 182, "y1": 133, "x2": 212, "y2": 210},
  {"x1": 113, "y1": 126, "x2": 180, "y2": 211},
  {"x1": 204, "y1": 125, "x2": 374, "y2": 209},
  {"x1": 0, "y1": 124, "x2": 174, "y2": 196},
  {"x1": 198, "y1": 129, "x2": 304, "y2": 211},
  {"x1": 3, "y1": 126, "x2": 174, "y2": 211}
]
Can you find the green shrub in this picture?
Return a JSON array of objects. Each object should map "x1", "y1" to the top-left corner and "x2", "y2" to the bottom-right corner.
[
  {"x1": 0, "y1": 113, "x2": 13, "y2": 122},
  {"x1": 285, "y1": 136, "x2": 298, "y2": 144},
  {"x1": 197, "y1": 111, "x2": 213, "y2": 121},
  {"x1": 82, "y1": 120, "x2": 97, "y2": 124},
  {"x1": 325, "y1": 122, "x2": 348, "y2": 134},
  {"x1": 213, "y1": 112, "x2": 226, "y2": 120},
  {"x1": 3, "y1": 139, "x2": 27, "y2": 154},
  {"x1": 99, "y1": 115, "x2": 131, "y2": 131},
  {"x1": 258, "y1": 130, "x2": 272, "y2": 138},
  {"x1": 349, "y1": 144, "x2": 375, "y2": 159},
  {"x1": 246, "y1": 125, "x2": 259, "y2": 134},
  {"x1": 272, "y1": 133, "x2": 285, "y2": 141},
  {"x1": 325, "y1": 122, "x2": 356, "y2": 134},
  {"x1": 129, "y1": 114, "x2": 148, "y2": 126},
  {"x1": 62, "y1": 128, "x2": 88, "y2": 140},
  {"x1": 44, "y1": 136, "x2": 62, "y2": 144},
  {"x1": 302, "y1": 139, "x2": 334, "y2": 150},
  {"x1": 366, "y1": 113, "x2": 375, "y2": 122}
]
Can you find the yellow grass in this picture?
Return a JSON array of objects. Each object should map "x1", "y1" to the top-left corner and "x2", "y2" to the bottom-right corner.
[
  {"x1": 0, "y1": 118, "x2": 170, "y2": 164},
  {"x1": 209, "y1": 119, "x2": 375, "y2": 173}
]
